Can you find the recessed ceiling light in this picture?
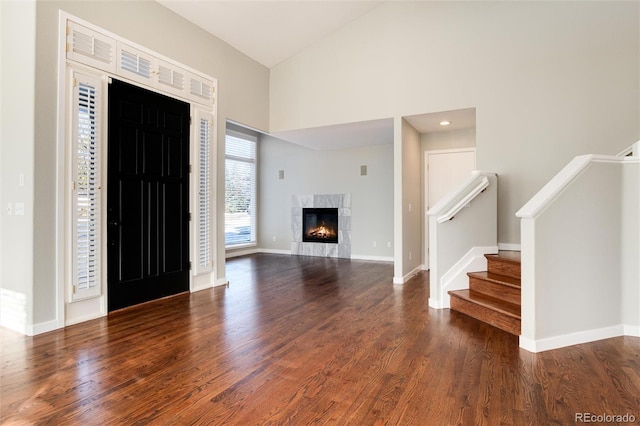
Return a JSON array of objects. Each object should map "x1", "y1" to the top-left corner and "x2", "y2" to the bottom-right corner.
[{"x1": 440, "y1": 120, "x2": 451, "y2": 126}]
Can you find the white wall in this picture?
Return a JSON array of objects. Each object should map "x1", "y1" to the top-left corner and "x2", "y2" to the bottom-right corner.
[
  {"x1": 397, "y1": 119, "x2": 422, "y2": 281},
  {"x1": 1, "y1": 0, "x2": 270, "y2": 332},
  {"x1": 421, "y1": 128, "x2": 476, "y2": 152},
  {"x1": 258, "y1": 134, "x2": 394, "y2": 260},
  {"x1": 428, "y1": 173, "x2": 498, "y2": 308},
  {"x1": 270, "y1": 1, "x2": 640, "y2": 246},
  {"x1": 519, "y1": 158, "x2": 639, "y2": 351},
  {"x1": 0, "y1": 0, "x2": 37, "y2": 332},
  {"x1": 538, "y1": 163, "x2": 622, "y2": 337},
  {"x1": 621, "y1": 163, "x2": 640, "y2": 331}
]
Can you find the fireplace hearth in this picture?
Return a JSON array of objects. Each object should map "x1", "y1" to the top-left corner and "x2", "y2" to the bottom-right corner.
[{"x1": 303, "y1": 208, "x2": 338, "y2": 243}]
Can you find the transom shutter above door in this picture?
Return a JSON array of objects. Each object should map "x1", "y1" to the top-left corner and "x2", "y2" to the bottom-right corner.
[
  {"x1": 67, "y1": 21, "x2": 116, "y2": 73},
  {"x1": 66, "y1": 19, "x2": 216, "y2": 107}
]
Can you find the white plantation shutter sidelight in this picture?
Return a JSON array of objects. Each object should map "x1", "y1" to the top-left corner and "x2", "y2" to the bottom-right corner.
[
  {"x1": 194, "y1": 109, "x2": 214, "y2": 274},
  {"x1": 71, "y1": 71, "x2": 103, "y2": 300}
]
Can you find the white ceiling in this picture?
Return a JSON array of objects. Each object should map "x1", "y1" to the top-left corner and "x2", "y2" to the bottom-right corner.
[
  {"x1": 156, "y1": 0, "x2": 382, "y2": 69},
  {"x1": 271, "y1": 118, "x2": 394, "y2": 151},
  {"x1": 270, "y1": 108, "x2": 476, "y2": 150},
  {"x1": 404, "y1": 108, "x2": 476, "y2": 134},
  {"x1": 156, "y1": 1, "x2": 476, "y2": 150}
]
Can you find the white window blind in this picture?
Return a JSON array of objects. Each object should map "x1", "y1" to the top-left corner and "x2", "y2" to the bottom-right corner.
[
  {"x1": 71, "y1": 71, "x2": 102, "y2": 300},
  {"x1": 225, "y1": 131, "x2": 256, "y2": 247},
  {"x1": 194, "y1": 109, "x2": 213, "y2": 274}
]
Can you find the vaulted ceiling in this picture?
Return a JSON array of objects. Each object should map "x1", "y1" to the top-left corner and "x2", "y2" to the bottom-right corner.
[
  {"x1": 156, "y1": 1, "x2": 476, "y2": 149},
  {"x1": 155, "y1": 0, "x2": 382, "y2": 69}
]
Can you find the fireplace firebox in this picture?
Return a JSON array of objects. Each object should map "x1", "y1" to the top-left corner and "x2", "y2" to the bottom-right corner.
[{"x1": 302, "y1": 208, "x2": 339, "y2": 243}]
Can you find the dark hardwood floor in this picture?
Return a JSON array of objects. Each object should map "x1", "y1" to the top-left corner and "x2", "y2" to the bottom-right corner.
[{"x1": 1, "y1": 254, "x2": 639, "y2": 425}]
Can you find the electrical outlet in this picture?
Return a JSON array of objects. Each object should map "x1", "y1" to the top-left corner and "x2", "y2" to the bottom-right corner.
[
  {"x1": 273, "y1": 236, "x2": 277, "y2": 242},
  {"x1": 387, "y1": 241, "x2": 391, "y2": 248},
  {"x1": 14, "y1": 202, "x2": 24, "y2": 216},
  {"x1": 373, "y1": 240, "x2": 377, "y2": 248},
  {"x1": 409, "y1": 251, "x2": 412, "y2": 260}
]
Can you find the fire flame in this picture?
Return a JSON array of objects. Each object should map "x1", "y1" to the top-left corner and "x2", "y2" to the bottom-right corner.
[{"x1": 307, "y1": 222, "x2": 336, "y2": 239}]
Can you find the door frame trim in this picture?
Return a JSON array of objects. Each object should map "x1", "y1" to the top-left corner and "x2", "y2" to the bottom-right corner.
[
  {"x1": 56, "y1": 12, "x2": 218, "y2": 330},
  {"x1": 423, "y1": 148, "x2": 477, "y2": 269}
]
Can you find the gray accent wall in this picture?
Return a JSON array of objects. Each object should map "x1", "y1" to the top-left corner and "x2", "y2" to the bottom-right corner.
[{"x1": 258, "y1": 134, "x2": 393, "y2": 260}]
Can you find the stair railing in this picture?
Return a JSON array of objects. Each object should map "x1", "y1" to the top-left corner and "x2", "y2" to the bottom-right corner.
[
  {"x1": 427, "y1": 171, "x2": 498, "y2": 309},
  {"x1": 433, "y1": 176, "x2": 490, "y2": 223},
  {"x1": 516, "y1": 143, "x2": 640, "y2": 352}
]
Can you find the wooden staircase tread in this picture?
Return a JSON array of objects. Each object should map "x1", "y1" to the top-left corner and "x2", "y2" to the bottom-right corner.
[
  {"x1": 449, "y1": 289, "x2": 521, "y2": 319},
  {"x1": 449, "y1": 250, "x2": 522, "y2": 336},
  {"x1": 486, "y1": 251, "x2": 521, "y2": 264},
  {"x1": 467, "y1": 271, "x2": 521, "y2": 288}
]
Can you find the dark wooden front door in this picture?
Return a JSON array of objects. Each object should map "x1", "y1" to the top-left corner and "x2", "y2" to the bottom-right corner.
[{"x1": 107, "y1": 79, "x2": 190, "y2": 311}]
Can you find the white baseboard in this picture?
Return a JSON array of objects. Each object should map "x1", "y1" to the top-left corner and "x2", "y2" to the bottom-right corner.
[
  {"x1": 519, "y1": 324, "x2": 625, "y2": 353},
  {"x1": 28, "y1": 319, "x2": 62, "y2": 336},
  {"x1": 3, "y1": 318, "x2": 63, "y2": 337},
  {"x1": 64, "y1": 312, "x2": 104, "y2": 327},
  {"x1": 65, "y1": 296, "x2": 106, "y2": 328},
  {"x1": 192, "y1": 282, "x2": 213, "y2": 292},
  {"x1": 350, "y1": 254, "x2": 394, "y2": 262},
  {"x1": 214, "y1": 277, "x2": 229, "y2": 287},
  {"x1": 258, "y1": 248, "x2": 292, "y2": 255},
  {"x1": 498, "y1": 243, "x2": 521, "y2": 251},
  {"x1": 226, "y1": 248, "x2": 292, "y2": 259},
  {"x1": 393, "y1": 265, "x2": 424, "y2": 284},
  {"x1": 234, "y1": 248, "x2": 394, "y2": 263},
  {"x1": 428, "y1": 298, "x2": 444, "y2": 309},
  {"x1": 226, "y1": 247, "x2": 259, "y2": 258}
]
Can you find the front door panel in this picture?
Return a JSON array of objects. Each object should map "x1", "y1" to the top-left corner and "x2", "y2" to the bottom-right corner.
[{"x1": 107, "y1": 79, "x2": 190, "y2": 311}]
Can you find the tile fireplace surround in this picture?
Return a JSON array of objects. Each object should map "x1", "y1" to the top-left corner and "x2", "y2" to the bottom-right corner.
[{"x1": 291, "y1": 194, "x2": 351, "y2": 258}]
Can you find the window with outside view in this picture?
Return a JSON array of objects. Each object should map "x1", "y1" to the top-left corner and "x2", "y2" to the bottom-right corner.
[{"x1": 225, "y1": 131, "x2": 256, "y2": 247}]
